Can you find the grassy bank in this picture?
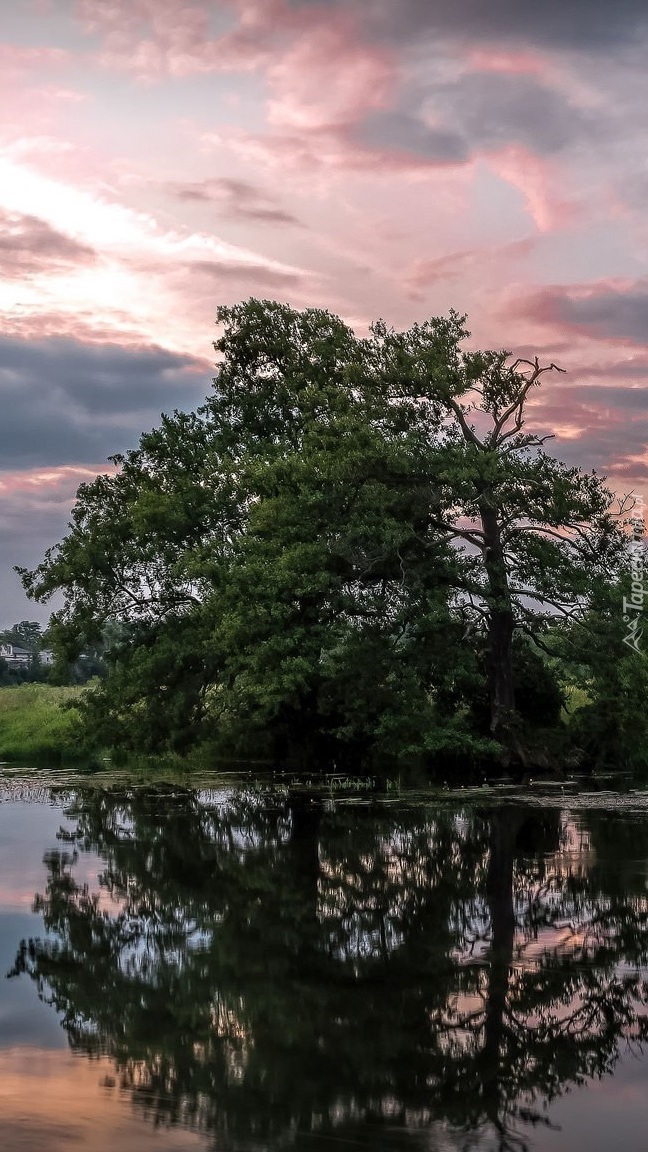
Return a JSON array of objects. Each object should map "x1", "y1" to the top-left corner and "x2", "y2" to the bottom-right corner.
[{"x1": 0, "y1": 684, "x2": 87, "y2": 763}]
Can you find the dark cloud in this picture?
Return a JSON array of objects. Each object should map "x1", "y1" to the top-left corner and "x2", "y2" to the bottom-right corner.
[
  {"x1": 130, "y1": 253, "x2": 305, "y2": 294},
  {"x1": 0, "y1": 486, "x2": 79, "y2": 624},
  {"x1": 287, "y1": 0, "x2": 648, "y2": 50},
  {"x1": 169, "y1": 177, "x2": 302, "y2": 226},
  {"x1": 354, "y1": 111, "x2": 467, "y2": 163},
  {"x1": 0, "y1": 211, "x2": 96, "y2": 279},
  {"x1": 0, "y1": 336, "x2": 211, "y2": 467},
  {"x1": 355, "y1": 71, "x2": 598, "y2": 163},
  {"x1": 370, "y1": 0, "x2": 648, "y2": 49},
  {"x1": 583, "y1": 358, "x2": 648, "y2": 380},
  {"x1": 559, "y1": 288, "x2": 648, "y2": 343},
  {"x1": 573, "y1": 384, "x2": 648, "y2": 409},
  {"x1": 188, "y1": 258, "x2": 303, "y2": 287},
  {"x1": 522, "y1": 282, "x2": 648, "y2": 344},
  {"x1": 438, "y1": 72, "x2": 597, "y2": 154},
  {"x1": 613, "y1": 170, "x2": 648, "y2": 217},
  {"x1": 549, "y1": 422, "x2": 648, "y2": 480},
  {"x1": 0, "y1": 338, "x2": 213, "y2": 621},
  {"x1": 525, "y1": 382, "x2": 648, "y2": 481}
]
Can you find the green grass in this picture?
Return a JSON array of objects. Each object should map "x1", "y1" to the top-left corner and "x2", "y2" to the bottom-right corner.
[{"x1": 0, "y1": 684, "x2": 87, "y2": 763}]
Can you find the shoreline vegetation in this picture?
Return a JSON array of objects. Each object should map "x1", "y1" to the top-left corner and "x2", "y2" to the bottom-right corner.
[
  {"x1": 0, "y1": 679, "x2": 629, "y2": 784},
  {"x1": 0, "y1": 681, "x2": 646, "y2": 794}
]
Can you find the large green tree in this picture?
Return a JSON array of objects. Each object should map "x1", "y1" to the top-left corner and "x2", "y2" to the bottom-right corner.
[
  {"x1": 368, "y1": 314, "x2": 626, "y2": 743},
  {"x1": 19, "y1": 300, "x2": 627, "y2": 765}
]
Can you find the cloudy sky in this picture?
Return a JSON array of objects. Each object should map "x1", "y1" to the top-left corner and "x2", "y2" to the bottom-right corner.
[{"x1": 2, "y1": 0, "x2": 648, "y2": 625}]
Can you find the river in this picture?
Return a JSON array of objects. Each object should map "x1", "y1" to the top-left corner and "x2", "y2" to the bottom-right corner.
[{"x1": 1, "y1": 770, "x2": 648, "y2": 1151}]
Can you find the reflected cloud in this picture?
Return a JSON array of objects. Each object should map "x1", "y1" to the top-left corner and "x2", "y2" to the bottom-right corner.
[
  {"x1": 5, "y1": 787, "x2": 648, "y2": 1152},
  {"x1": 0, "y1": 1047, "x2": 204, "y2": 1151}
]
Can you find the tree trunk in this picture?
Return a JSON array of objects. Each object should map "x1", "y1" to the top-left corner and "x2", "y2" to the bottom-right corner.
[
  {"x1": 289, "y1": 794, "x2": 322, "y2": 899},
  {"x1": 479, "y1": 502, "x2": 516, "y2": 741},
  {"x1": 288, "y1": 794, "x2": 322, "y2": 972},
  {"x1": 482, "y1": 813, "x2": 516, "y2": 1068},
  {"x1": 480, "y1": 811, "x2": 519, "y2": 1136}
]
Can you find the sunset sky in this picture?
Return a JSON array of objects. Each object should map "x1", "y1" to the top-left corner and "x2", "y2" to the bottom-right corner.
[{"x1": 2, "y1": 0, "x2": 648, "y2": 623}]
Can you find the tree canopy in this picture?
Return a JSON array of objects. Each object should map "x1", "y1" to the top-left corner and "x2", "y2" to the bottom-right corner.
[{"x1": 19, "y1": 299, "x2": 636, "y2": 772}]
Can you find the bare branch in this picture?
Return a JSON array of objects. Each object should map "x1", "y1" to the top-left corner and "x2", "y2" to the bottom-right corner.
[
  {"x1": 490, "y1": 360, "x2": 565, "y2": 446},
  {"x1": 446, "y1": 397, "x2": 485, "y2": 448},
  {"x1": 510, "y1": 588, "x2": 583, "y2": 618},
  {"x1": 518, "y1": 623, "x2": 560, "y2": 658}
]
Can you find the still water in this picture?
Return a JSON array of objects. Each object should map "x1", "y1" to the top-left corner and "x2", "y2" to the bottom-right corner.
[{"x1": 2, "y1": 773, "x2": 648, "y2": 1151}]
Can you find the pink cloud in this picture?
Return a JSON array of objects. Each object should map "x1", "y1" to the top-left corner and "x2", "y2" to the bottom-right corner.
[
  {"x1": 0, "y1": 44, "x2": 70, "y2": 75},
  {"x1": 73, "y1": 0, "x2": 404, "y2": 156},
  {"x1": 76, "y1": 0, "x2": 212, "y2": 72},
  {"x1": 525, "y1": 383, "x2": 648, "y2": 485},
  {"x1": 75, "y1": 0, "x2": 300, "y2": 77},
  {"x1": 464, "y1": 45, "x2": 551, "y2": 78},
  {"x1": 0, "y1": 45, "x2": 82, "y2": 147},
  {"x1": 203, "y1": 121, "x2": 468, "y2": 180},
  {"x1": 266, "y1": 14, "x2": 397, "y2": 132},
  {"x1": 575, "y1": 354, "x2": 648, "y2": 380},
  {"x1": 404, "y1": 237, "x2": 536, "y2": 299},
  {"x1": 0, "y1": 309, "x2": 161, "y2": 347},
  {"x1": 0, "y1": 465, "x2": 114, "y2": 500},
  {"x1": 486, "y1": 145, "x2": 581, "y2": 232},
  {"x1": 0, "y1": 149, "x2": 318, "y2": 354}
]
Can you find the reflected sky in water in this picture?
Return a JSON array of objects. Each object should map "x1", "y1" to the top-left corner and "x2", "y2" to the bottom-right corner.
[{"x1": 2, "y1": 778, "x2": 648, "y2": 1151}]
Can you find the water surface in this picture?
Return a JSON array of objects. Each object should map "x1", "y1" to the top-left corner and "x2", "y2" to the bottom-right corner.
[{"x1": 2, "y1": 773, "x2": 648, "y2": 1151}]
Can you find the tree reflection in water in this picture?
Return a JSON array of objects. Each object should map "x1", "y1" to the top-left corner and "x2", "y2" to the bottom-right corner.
[{"x1": 9, "y1": 786, "x2": 648, "y2": 1152}]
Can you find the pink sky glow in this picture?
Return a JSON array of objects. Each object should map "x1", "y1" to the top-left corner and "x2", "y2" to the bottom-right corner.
[{"x1": 2, "y1": 0, "x2": 648, "y2": 621}]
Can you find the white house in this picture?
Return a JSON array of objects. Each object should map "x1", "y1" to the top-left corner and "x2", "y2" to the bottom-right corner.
[{"x1": 0, "y1": 643, "x2": 31, "y2": 668}]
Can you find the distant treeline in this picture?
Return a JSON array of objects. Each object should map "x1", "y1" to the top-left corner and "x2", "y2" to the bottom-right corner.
[{"x1": 0, "y1": 620, "x2": 105, "y2": 686}]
